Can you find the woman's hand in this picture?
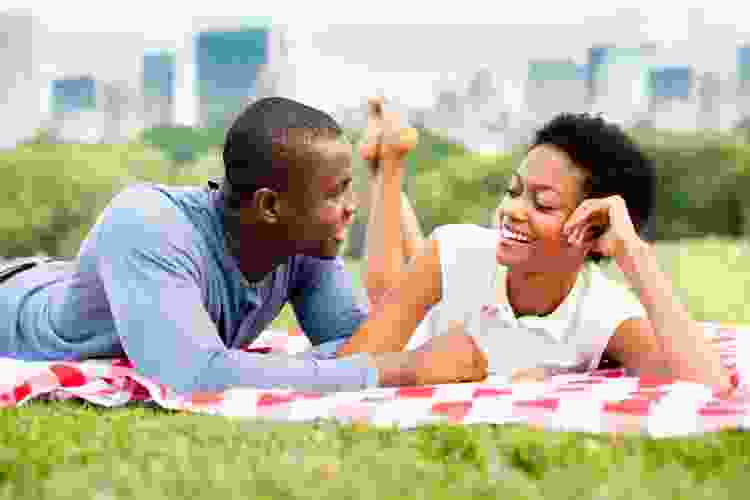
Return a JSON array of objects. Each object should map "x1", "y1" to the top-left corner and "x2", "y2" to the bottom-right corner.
[{"x1": 561, "y1": 195, "x2": 643, "y2": 263}]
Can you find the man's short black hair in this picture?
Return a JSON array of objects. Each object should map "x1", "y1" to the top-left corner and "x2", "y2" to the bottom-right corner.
[
  {"x1": 222, "y1": 97, "x2": 343, "y2": 207},
  {"x1": 530, "y1": 113, "x2": 656, "y2": 263}
]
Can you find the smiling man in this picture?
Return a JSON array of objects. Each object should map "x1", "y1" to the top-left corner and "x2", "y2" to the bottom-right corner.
[{"x1": 0, "y1": 97, "x2": 487, "y2": 394}]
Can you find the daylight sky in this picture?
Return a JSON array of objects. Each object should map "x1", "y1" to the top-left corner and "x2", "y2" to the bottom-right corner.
[{"x1": 6, "y1": 1, "x2": 750, "y2": 122}]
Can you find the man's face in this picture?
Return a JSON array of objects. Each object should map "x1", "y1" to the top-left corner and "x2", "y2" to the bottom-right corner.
[{"x1": 283, "y1": 138, "x2": 357, "y2": 259}]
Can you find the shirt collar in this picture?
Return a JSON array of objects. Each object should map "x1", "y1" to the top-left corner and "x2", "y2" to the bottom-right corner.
[
  {"x1": 208, "y1": 178, "x2": 268, "y2": 290},
  {"x1": 494, "y1": 263, "x2": 588, "y2": 343}
]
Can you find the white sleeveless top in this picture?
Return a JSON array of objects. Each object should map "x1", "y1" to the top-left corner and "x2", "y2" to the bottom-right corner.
[{"x1": 405, "y1": 224, "x2": 646, "y2": 377}]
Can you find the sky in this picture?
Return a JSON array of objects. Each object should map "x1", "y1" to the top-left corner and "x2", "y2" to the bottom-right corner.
[{"x1": 6, "y1": 1, "x2": 750, "y2": 123}]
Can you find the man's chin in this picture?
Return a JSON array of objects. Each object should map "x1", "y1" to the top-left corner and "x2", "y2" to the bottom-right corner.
[{"x1": 303, "y1": 239, "x2": 344, "y2": 260}]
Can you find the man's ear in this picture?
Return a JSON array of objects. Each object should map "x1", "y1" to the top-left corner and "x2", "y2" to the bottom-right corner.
[{"x1": 249, "y1": 188, "x2": 282, "y2": 224}]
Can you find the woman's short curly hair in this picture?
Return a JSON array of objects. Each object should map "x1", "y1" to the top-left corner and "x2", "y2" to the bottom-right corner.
[{"x1": 530, "y1": 113, "x2": 656, "y2": 262}]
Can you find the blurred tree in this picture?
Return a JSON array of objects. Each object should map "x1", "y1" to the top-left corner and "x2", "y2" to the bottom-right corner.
[{"x1": 140, "y1": 126, "x2": 222, "y2": 183}]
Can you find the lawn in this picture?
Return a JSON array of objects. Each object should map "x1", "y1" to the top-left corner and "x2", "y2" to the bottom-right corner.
[{"x1": 2, "y1": 237, "x2": 749, "y2": 499}]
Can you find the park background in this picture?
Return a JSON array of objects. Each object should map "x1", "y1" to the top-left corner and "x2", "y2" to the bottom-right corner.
[{"x1": 3, "y1": 5, "x2": 750, "y2": 499}]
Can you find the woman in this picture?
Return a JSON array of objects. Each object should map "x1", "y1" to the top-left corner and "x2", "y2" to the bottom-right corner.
[{"x1": 338, "y1": 98, "x2": 730, "y2": 392}]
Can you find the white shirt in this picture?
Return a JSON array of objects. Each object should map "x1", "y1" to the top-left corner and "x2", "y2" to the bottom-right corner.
[{"x1": 405, "y1": 224, "x2": 647, "y2": 377}]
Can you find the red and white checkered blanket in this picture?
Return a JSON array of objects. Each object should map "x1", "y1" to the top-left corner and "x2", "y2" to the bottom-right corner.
[{"x1": 1, "y1": 322, "x2": 748, "y2": 437}]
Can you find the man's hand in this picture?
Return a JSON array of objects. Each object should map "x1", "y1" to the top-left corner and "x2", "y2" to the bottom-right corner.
[
  {"x1": 360, "y1": 96, "x2": 419, "y2": 174},
  {"x1": 370, "y1": 330, "x2": 488, "y2": 387}
]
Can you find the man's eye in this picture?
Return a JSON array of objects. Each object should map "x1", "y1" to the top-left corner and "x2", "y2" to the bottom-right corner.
[{"x1": 505, "y1": 188, "x2": 519, "y2": 197}]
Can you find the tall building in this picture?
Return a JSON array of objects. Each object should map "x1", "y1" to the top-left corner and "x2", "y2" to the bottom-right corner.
[
  {"x1": 737, "y1": 45, "x2": 750, "y2": 94},
  {"x1": 48, "y1": 76, "x2": 142, "y2": 144},
  {"x1": 697, "y1": 72, "x2": 738, "y2": 131},
  {"x1": 589, "y1": 46, "x2": 654, "y2": 127},
  {"x1": 0, "y1": 9, "x2": 48, "y2": 149},
  {"x1": 586, "y1": 45, "x2": 613, "y2": 104},
  {"x1": 524, "y1": 59, "x2": 587, "y2": 128},
  {"x1": 142, "y1": 50, "x2": 176, "y2": 128},
  {"x1": 649, "y1": 66, "x2": 694, "y2": 105},
  {"x1": 648, "y1": 67, "x2": 700, "y2": 131},
  {"x1": 737, "y1": 45, "x2": 750, "y2": 120},
  {"x1": 193, "y1": 17, "x2": 275, "y2": 131},
  {"x1": 50, "y1": 76, "x2": 97, "y2": 116}
]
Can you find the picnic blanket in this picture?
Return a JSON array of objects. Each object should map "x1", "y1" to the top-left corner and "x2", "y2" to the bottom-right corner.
[{"x1": 1, "y1": 322, "x2": 748, "y2": 438}]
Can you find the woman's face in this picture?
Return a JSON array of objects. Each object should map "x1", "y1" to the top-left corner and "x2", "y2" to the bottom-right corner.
[{"x1": 494, "y1": 144, "x2": 592, "y2": 271}]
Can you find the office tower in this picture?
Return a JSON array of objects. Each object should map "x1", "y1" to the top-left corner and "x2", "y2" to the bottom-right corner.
[
  {"x1": 737, "y1": 45, "x2": 750, "y2": 120},
  {"x1": 589, "y1": 46, "x2": 654, "y2": 128},
  {"x1": 50, "y1": 76, "x2": 97, "y2": 116},
  {"x1": 649, "y1": 66, "x2": 693, "y2": 104},
  {"x1": 0, "y1": 9, "x2": 47, "y2": 149},
  {"x1": 648, "y1": 66, "x2": 699, "y2": 131},
  {"x1": 191, "y1": 16, "x2": 303, "y2": 132},
  {"x1": 142, "y1": 50, "x2": 176, "y2": 128},
  {"x1": 586, "y1": 45, "x2": 613, "y2": 104},
  {"x1": 48, "y1": 76, "x2": 101, "y2": 143},
  {"x1": 524, "y1": 59, "x2": 586, "y2": 128},
  {"x1": 697, "y1": 72, "x2": 738, "y2": 131}
]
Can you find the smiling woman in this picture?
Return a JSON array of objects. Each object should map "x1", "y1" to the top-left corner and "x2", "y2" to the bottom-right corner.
[{"x1": 341, "y1": 108, "x2": 733, "y2": 393}]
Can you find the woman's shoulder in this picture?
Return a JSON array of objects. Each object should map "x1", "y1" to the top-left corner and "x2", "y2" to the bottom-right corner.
[{"x1": 580, "y1": 261, "x2": 645, "y2": 318}]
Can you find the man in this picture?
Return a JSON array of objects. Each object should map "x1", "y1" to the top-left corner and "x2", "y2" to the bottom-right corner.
[{"x1": 0, "y1": 97, "x2": 487, "y2": 394}]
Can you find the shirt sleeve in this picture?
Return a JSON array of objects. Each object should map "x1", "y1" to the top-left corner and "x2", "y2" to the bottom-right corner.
[
  {"x1": 92, "y1": 185, "x2": 378, "y2": 394},
  {"x1": 582, "y1": 266, "x2": 648, "y2": 371},
  {"x1": 289, "y1": 256, "x2": 370, "y2": 347}
]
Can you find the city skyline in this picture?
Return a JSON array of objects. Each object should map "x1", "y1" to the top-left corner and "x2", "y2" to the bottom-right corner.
[
  {"x1": 5, "y1": 6, "x2": 750, "y2": 151},
  {"x1": 8, "y1": 4, "x2": 750, "y2": 115}
]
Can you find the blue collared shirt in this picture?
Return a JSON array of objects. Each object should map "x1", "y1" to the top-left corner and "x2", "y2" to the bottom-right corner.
[{"x1": 0, "y1": 183, "x2": 378, "y2": 394}]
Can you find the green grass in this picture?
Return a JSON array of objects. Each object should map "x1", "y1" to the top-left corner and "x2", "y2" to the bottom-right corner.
[{"x1": 3, "y1": 237, "x2": 750, "y2": 499}]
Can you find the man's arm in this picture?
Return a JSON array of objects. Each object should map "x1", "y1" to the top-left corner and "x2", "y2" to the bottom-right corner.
[
  {"x1": 338, "y1": 239, "x2": 442, "y2": 357},
  {"x1": 287, "y1": 250, "x2": 486, "y2": 387},
  {"x1": 93, "y1": 186, "x2": 378, "y2": 394}
]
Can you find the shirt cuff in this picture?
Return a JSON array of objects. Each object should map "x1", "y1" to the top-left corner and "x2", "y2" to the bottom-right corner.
[
  {"x1": 307, "y1": 338, "x2": 380, "y2": 389},
  {"x1": 314, "y1": 337, "x2": 348, "y2": 357}
]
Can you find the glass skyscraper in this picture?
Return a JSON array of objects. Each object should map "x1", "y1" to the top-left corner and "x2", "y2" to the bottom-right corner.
[
  {"x1": 649, "y1": 66, "x2": 693, "y2": 102},
  {"x1": 50, "y1": 76, "x2": 96, "y2": 116},
  {"x1": 195, "y1": 26, "x2": 269, "y2": 130},
  {"x1": 142, "y1": 50, "x2": 176, "y2": 126},
  {"x1": 738, "y1": 45, "x2": 750, "y2": 95}
]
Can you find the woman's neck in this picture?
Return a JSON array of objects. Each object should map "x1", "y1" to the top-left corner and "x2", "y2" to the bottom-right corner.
[{"x1": 505, "y1": 265, "x2": 583, "y2": 317}]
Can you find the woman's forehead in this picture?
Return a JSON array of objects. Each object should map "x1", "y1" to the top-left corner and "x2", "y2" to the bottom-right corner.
[{"x1": 514, "y1": 145, "x2": 586, "y2": 191}]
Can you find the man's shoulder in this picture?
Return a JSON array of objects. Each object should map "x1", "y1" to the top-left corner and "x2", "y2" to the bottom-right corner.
[
  {"x1": 103, "y1": 183, "x2": 210, "y2": 227},
  {"x1": 109, "y1": 182, "x2": 205, "y2": 210}
]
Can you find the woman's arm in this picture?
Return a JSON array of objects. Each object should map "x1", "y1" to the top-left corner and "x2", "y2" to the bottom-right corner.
[
  {"x1": 564, "y1": 195, "x2": 731, "y2": 392},
  {"x1": 608, "y1": 239, "x2": 731, "y2": 392},
  {"x1": 363, "y1": 165, "x2": 426, "y2": 306},
  {"x1": 359, "y1": 95, "x2": 424, "y2": 306},
  {"x1": 337, "y1": 239, "x2": 442, "y2": 357}
]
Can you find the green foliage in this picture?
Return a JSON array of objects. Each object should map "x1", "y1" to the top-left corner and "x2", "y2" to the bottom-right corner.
[
  {"x1": 0, "y1": 143, "x2": 208, "y2": 258},
  {"x1": 3, "y1": 126, "x2": 750, "y2": 261},
  {"x1": 140, "y1": 126, "x2": 226, "y2": 182}
]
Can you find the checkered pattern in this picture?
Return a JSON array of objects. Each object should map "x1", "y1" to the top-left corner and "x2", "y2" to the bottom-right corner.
[{"x1": 1, "y1": 323, "x2": 747, "y2": 437}]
